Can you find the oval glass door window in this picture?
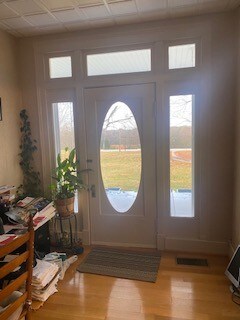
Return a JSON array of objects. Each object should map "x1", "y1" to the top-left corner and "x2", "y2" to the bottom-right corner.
[{"x1": 100, "y1": 102, "x2": 142, "y2": 213}]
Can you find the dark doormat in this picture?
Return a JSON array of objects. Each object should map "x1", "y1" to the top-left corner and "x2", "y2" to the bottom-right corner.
[
  {"x1": 176, "y1": 257, "x2": 208, "y2": 266},
  {"x1": 77, "y1": 247, "x2": 161, "y2": 282}
]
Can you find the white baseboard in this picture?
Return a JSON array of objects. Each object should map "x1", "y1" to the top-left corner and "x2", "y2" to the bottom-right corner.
[
  {"x1": 157, "y1": 235, "x2": 165, "y2": 250},
  {"x1": 91, "y1": 240, "x2": 156, "y2": 248},
  {"x1": 228, "y1": 241, "x2": 235, "y2": 258},
  {"x1": 48, "y1": 228, "x2": 229, "y2": 254},
  {"x1": 157, "y1": 234, "x2": 228, "y2": 255},
  {"x1": 82, "y1": 229, "x2": 90, "y2": 245}
]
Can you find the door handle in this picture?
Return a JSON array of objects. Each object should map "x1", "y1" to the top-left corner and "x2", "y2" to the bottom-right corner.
[{"x1": 91, "y1": 185, "x2": 96, "y2": 198}]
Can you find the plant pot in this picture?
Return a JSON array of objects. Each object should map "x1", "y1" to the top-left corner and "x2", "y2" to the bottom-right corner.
[{"x1": 55, "y1": 197, "x2": 74, "y2": 217}]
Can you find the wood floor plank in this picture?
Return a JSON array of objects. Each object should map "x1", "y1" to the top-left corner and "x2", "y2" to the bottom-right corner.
[{"x1": 31, "y1": 248, "x2": 240, "y2": 320}]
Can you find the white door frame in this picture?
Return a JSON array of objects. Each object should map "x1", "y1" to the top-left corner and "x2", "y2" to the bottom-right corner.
[{"x1": 84, "y1": 83, "x2": 158, "y2": 248}]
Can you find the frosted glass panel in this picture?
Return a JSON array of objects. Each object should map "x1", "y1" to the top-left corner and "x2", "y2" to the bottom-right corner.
[
  {"x1": 170, "y1": 95, "x2": 194, "y2": 218},
  {"x1": 168, "y1": 44, "x2": 195, "y2": 69},
  {"x1": 87, "y1": 49, "x2": 151, "y2": 76},
  {"x1": 49, "y1": 56, "x2": 72, "y2": 78},
  {"x1": 100, "y1": 102, "x2": 142, "y2": 213}
]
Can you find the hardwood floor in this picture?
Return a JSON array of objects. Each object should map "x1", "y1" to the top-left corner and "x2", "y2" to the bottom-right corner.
[{"x1": 31, "y1": 247, "x2": 240, "y2": 320}]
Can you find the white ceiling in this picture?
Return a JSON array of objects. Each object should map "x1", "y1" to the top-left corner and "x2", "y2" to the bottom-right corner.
[{"x1": 0, "y1": 0, "x2": 239, "y2": 37}]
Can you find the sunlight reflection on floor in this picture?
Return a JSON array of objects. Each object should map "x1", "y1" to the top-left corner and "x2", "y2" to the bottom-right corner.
[
  {"x1": 106, "y1": 279, "x2": 145, "y2": 319},
  {"x1": 170, "y1": 278, "x2": 194, "y2": 318}
]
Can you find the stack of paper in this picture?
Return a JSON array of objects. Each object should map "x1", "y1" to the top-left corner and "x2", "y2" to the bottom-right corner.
[
  {"x1": 16, "y1": 197, "x2": 35, "y2": 207},
  {"x1": 0, "y1": 234, "x2": 17, "y2": 246},
  {"x1": 4, "y1": 196, "x2": 56, "y2": 231},
  {"x1": 32, "y1": 202, "x2": 56, "y2": 231},
  {"x1": 43, "y1": 252, "x2": 78, "y2": 280},
  {"x1": 0, "y1": 185, "x2": 16, "y2": 203},
  {"x1": 32, "y1": 259, "x2": 59, "y2": 302}
]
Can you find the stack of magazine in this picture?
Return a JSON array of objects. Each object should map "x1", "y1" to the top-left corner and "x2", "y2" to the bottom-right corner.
[
  {"x1": 4, "y1": 197, "x2": 56, "y2": 231},
  {"x1": 32, "y1": 259, "x2": 59, "y2": 301}
]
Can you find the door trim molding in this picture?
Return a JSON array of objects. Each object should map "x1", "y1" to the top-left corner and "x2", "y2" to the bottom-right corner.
[{"x1": 85, "y1": 84, "x2": 157, "y2": 247}]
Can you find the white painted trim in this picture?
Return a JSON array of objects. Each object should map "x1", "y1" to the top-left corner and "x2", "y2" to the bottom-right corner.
[
  {"x1": 228, "y1": 241, "x2": 235, "y2": 259},
  {"x1": 158, "y1": 234, "x2": 228, "y2": 255},
  {"x1": 91, "y1": 240, "x2": 156, "y2": 249},
  {"x1": 82, "y1": 229, "x2": 90, "y2": 245},
  {"x1": 31, "y1": 13, "x2": 233, "y2": 251},
  {"x1": 157, "y1": 234, "x2": 165, "y2": 250}
]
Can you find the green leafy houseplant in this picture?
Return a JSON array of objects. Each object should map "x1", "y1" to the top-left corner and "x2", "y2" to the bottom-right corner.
[
  {"x1": 19, "y1": 109, "x2": 41, "y2": 197},
  {"x1": 51, "y1": 148, "x2": 87, "y2": 216}
]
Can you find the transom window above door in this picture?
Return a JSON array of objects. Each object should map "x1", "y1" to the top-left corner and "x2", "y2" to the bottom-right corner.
[
  {"x1": 49, "y1": 56, "x2": 72, "y2": 79},
  {"x1": 168, "y1": 43, "x2": 196, "y2": 70},
  {"x1": 86, "y1": 48, "x2": 151, "y2": 76}
]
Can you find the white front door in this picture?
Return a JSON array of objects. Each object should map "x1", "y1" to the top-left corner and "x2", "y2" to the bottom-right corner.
[{"x1": 85, "y1": 84, "x2": 156, "y2": 248}]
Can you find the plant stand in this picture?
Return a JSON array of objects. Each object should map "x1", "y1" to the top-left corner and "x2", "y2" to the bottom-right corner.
[{"x1": 53, "y1": 212, "x2": 80, "y2": 249}]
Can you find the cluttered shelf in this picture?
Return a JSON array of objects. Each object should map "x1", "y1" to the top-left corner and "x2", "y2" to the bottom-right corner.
[
  {"x1": 2, "y1": 196, "x2": 56, "y2": 232},
  {"x1": 0, "y1": 215, "x2": 34, "y2": 319},
  {"x1": 0, "y1": 187, "x2": 80, "y2": 314},
  {"x1": 0, "y1": 192, "x2": 56, "y2": 256},
  {"x1": 0, "y1": 224, "x2": 78, "y2": 315},
  {"x1": 0, "y1": 186, "x2": 82, "y2": 251}
]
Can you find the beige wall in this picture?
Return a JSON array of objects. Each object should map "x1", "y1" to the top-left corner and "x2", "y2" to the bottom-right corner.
[
  {"x1": 0, "y1": 30, "x2": 22, "y2": 187},
  {"x1": 18, "y1": 39, "x2": 42, "y2": 184},
  {"x1": 207, "y1": 14, "x2": 236, "y2": 243},
  {"x1": 233, "y1": 9, "x2": 240, "y2": 248}
]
